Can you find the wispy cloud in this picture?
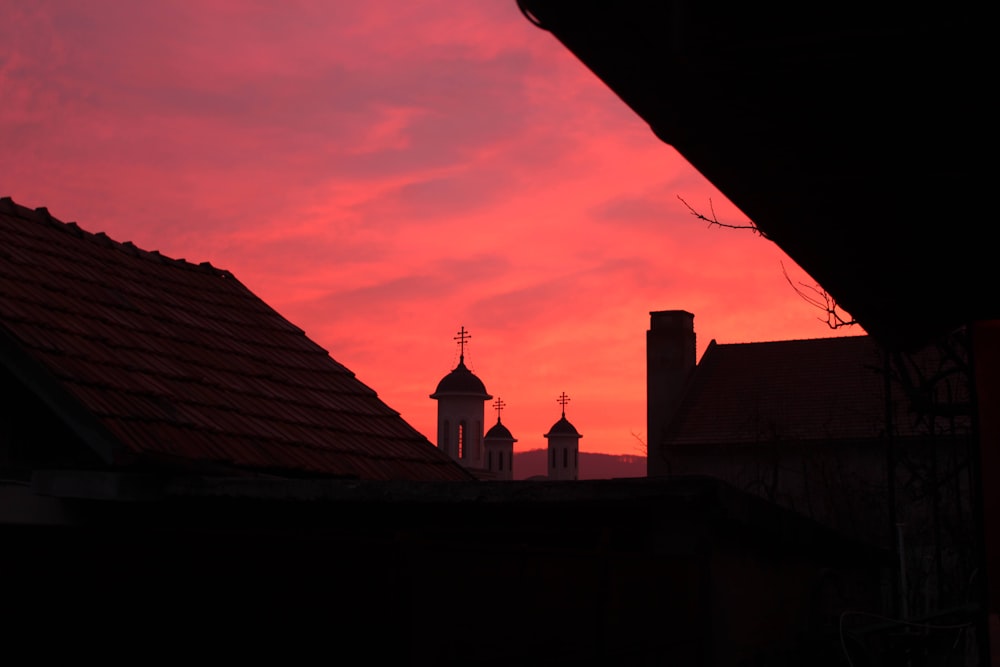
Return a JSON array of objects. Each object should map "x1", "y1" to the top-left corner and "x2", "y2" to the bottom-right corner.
[{"x1": 0, "y1": 1, "x2": 864, "y2": 456}]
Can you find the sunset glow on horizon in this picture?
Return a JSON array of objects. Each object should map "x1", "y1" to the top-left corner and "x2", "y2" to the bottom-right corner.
[{"x1": 1, "y1": 2, "x2": 864, "y2": 457}]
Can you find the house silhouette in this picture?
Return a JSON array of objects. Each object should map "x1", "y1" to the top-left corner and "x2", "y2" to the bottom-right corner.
[{"x1": 647, "y1": 310, "x2": 977, "y2": 644}]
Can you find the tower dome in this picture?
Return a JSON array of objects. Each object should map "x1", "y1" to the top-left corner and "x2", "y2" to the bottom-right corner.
[
  {"x1": 485, "y1": 420, "x2": 514, "y2": 440},
  {"x1": 543, "y1": 415, "x2": 581, "y2": 438},
  {"x1": 430, "y1": 358, "x2": 490, "y2": 399}
]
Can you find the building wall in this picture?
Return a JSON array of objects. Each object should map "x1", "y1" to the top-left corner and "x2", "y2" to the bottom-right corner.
[
  {"x1": 666, "y1": 436, "x2": 977, "y2": 614},
  {"x1": 1, "y1": 479, "x2": 883, "y2": 665},
  {"x1": 436, "y1": 396, "x2": 486, "y2": 467},
  {"x1": 546, "y1": 435, "x2": 579, "y2": 481},
  {"x1": 484, "y1": 440, "x2": 513, "y2": 480}
]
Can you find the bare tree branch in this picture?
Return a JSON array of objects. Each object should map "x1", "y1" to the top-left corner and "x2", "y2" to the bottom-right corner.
[
  {"x1": 630, "y1": 430, "x2": 647, "y2": 456},
  {"x1": 677, "y1": 195, "x2": 766, "y2": 238},
  {"x1": 680, "y1": 195, "x2": 856, "y2": 329},
  {"x1": 780, "y1": 261, "x2": 857, "y2": 329}
]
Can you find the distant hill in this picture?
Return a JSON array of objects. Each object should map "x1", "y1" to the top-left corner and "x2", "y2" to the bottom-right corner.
[{"x1": 513, "y1": 449, "x2": 645, "y2": 480}]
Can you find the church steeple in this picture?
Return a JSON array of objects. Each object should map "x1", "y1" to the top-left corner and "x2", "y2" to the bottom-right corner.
[
  {"x1": 485, "y1": 397, "x2": 516, "y2": 480},
  {"x1": 430, "y1": 326, "x2": 491, "y2": 468},
  {"x1": 545, "y1": 392, "x2": 582, "y2": 480}
]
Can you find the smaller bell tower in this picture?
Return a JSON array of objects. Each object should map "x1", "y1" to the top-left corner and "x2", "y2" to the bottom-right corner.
[
  {"x1": 484, "y1": 397, "x2": 517, "y2": 481},
  {"x1": 544, "y1": 392, "x2": 582, "y2": 480}
]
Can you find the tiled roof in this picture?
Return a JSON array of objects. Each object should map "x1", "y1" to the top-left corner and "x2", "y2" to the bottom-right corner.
[
  {"x1": 666, "y1": 335, "x2": 968, "y2": 446},
  {"x1": 0, "y1": 197, "x2": 471, "y2": 481}
]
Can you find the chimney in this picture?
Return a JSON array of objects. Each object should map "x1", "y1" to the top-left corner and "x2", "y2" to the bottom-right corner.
[{"x1": 646, "y1": 310, "x2": 696, "y2": 477}]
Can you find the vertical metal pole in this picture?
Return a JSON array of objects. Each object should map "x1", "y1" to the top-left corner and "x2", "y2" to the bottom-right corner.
[
  {"x1": 896, "y1": 522, "x2": 909, "y2": 621},
  {"x1": 884, "y1": 347, "x2": 899, "y2": 615},
  {"x1": 968, "y1": 321, "x2": 997, "y2": 665}
]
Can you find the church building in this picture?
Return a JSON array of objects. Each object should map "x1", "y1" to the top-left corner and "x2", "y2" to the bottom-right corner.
[{"x1": 431, "y1": 327, "x2": 582, "y2": 480}]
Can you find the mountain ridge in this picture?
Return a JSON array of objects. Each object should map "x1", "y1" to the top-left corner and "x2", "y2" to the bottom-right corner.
[{"x1": 513, "y1": 449, "x2": 645, "y2": 480}]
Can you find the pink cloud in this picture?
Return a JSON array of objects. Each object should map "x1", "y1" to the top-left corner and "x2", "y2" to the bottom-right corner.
[{"x1": 0, "y1": 1, "x2": 865, "y2": 458}]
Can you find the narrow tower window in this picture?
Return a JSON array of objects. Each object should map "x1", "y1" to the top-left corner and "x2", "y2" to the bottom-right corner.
[
  {"x1": 499, "y1": 451, "x2": 504, "y2": 471},
  {"x1": 563, "y1": 448, "x2": 568, "y2": 468},
  {"x1": 458, "y1": 421, "x2": 466, "y2": 459}
]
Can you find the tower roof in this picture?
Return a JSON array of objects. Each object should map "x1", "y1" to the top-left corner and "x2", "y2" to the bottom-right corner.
[
  {"x1": 545, "y1": 391, "x2": 581, "y2": 438},
  {"x1": 545, "y1": 416, "x2": 582, "y2": 439},
  {"x1": 430, "y1": 358, "x2": 491, "y2": 399},
  {"x1": 485, "y1": 419, "x2": 515, "y2": 441}
]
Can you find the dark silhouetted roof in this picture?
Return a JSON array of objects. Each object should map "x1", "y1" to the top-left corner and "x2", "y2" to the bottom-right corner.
[
  {"x1": 545, "y1": 415, "x2": 581, "y2": 438},
  {"x1": 0, "y1": 197, "x2": 471, "y2": 481},
  {"x1": 666, "y1": 335, "x2": 967, "y2": 446},
  {"x1": 430, "y1": 359, "x2": 491, "y2": 399},
  {"x1": 516, "y1": 2, "x2": 993, "y2": 350},
  {"x1": 485, "y1": 420, "x2": 515, "y2": 441}
]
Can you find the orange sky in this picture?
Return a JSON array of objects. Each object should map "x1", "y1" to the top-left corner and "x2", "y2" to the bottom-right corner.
[{"x1": 1, "y1": 1, "x2": 863, "y2": 457}]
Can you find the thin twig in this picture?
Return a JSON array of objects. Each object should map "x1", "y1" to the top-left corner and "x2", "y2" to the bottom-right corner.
[
  {"x1": 781, "y1": 261, "x2": 857, "y2": 329},
  {"x1": 677, "y1": 195, "x2": 765, "y2": 237},
  {"x1": 630, "y1": 430, "x2": 647, "y2": 455}
]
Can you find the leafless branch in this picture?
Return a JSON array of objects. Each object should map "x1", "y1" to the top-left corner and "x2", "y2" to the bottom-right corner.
[
  {"x1": 680, "y1": 194, "x2": 855, "y2": 329},
  {"x1": 780, "y1": 262, "x2": 857, "y2": 329},
  {"x1": 630, "y1": 430, "x2": 647, "y2": 456},
  {"x1": 677, "y1": 195, "x2": 766, "y2": 238}
]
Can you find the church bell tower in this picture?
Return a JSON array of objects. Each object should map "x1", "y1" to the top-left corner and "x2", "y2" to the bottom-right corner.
[
  {"x1": 430, "y1": 327, "x2": 491, "y2": 469},
  {"x1": 484, "y1": 397, "x2": 517, "y2": 481},
  {"x1": 545, "y1": 392, "x2": 582, "y2": 480}
]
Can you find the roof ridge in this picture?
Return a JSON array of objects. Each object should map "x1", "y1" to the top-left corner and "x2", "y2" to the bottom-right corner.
[
  {"x1": 1, "y1": 196, "x2": 231, "y2": 279},
  {"x1": 713, "y1": 334, "x2": 871, "y2": 347}
]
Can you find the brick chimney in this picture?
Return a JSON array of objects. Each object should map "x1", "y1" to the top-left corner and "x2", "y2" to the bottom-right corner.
[{"x1": 646, "y1": 310, "x2": 696, "y2": 477}]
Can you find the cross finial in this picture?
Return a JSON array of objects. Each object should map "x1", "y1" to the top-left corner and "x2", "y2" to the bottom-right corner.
[
  {"x1": 493, "y1": 397, "x2": 506, "y2": 421},
  {"x1": 557, "y1": 392, "x2": 570, "y2": 416},
  {"x1": 453, "y1": 326, "x2": 471, "y2": 362}
]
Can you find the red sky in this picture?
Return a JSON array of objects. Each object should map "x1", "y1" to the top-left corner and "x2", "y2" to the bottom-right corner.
[{"x1": 1, "y1": 1, "x2": 862, "y2": 457}]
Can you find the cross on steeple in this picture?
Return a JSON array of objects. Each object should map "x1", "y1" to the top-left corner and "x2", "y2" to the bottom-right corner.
[
  {"x1": 557, "y1": 392, "x2": 571, "y2": 416},
  {"x1": 493, "y1": 397, "x2": 506, "y2": 421},
  {"x1": 453, "y1": 326, "x2": 471, "y2": 362}
]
